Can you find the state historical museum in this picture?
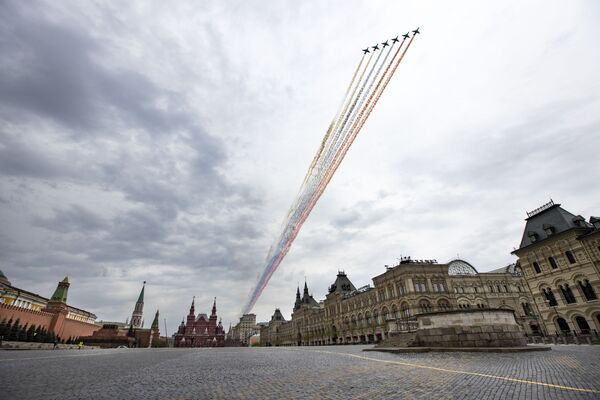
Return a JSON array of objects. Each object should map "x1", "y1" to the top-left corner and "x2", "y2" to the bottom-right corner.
[{"x1": 174, "y1": 297, "x2": 225, "y2": 347}]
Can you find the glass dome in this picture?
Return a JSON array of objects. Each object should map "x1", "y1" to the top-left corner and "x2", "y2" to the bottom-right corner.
[{"x1": 447, "y1": 259, "x2": 478, "y2": 276}]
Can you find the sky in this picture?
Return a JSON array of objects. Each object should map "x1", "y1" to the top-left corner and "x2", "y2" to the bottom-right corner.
[{"x1": 1, "y1": 0, "x2": 599, "y2": 334}]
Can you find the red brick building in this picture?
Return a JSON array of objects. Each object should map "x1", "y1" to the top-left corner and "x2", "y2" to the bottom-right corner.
[
  {"x1": 174, "y1": 297, "x2": 225, "y2": 347},
  {"x1": 0, "y1": 274, "x2": 99, "y2": 341},
  {"x1": 80, "y1": 282, "x2": 163, "y2": 348}
]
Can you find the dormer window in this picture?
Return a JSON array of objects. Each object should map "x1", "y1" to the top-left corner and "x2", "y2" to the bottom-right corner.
[
  {"x1": 572, "y1": 216, "x2": 586, "y2": 227},
  {"x1": 543, "y1": 224, "x2": 555, "y2": 235},
  {"x1": 527, "y1": 231, "x2": 538, "y2": 243}
]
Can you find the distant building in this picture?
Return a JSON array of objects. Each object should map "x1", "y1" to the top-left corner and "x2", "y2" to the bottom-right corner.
[
  {"x1": 174, "y1": 298, "x2": 225, "y2": 347},
  {"x1": 229, "y1": 313, "x2": 261, "y2": 345},
  {"x1": 260, "y1": 261, "x2": 537, "y2": 346},
  {"x1": 0, "y1": 274, "x2": 99, "y2": 341},
  {"x1": 512, "y1": 201, "x2": 600, "y2": 335},
  {"x1": 0, "y1": 271, "x2": 96, "y2": 324},
  {"x1": 259, "y1": 309, "x2": 286, "y2": 346},
  {"x1": 80, "y1": 282, "x2": 161, "y2": 348}
]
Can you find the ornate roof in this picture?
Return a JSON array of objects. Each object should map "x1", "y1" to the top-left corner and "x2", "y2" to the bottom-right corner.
[
  {"x1": 271, "y1": 308, "x2": 286, "y2": 322},
  {"x1": 517, "y1": 201, "x2": 592, "y2": 249},
  {"x1": 328, "y1": 271, "x2": 357, "y2": 294},
  {"x1": 447, "y1": 259, "x2": 478, "y2": 276},
  {"x1": 487, "y1": 262, "x2": 523, "y2": 276}
]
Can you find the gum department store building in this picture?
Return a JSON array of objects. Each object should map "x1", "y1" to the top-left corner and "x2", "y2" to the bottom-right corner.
[{"x1": 261, "y1": 201, "x2": 600, "y2": 346}]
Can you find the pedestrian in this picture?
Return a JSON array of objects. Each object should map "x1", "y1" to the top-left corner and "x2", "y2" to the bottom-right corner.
[
  {"x1": 78, "y1": 341, "x2": 83, "y2": 350},
  {"x1": 53, "y1": 339, "x2": 58, "y2": 350}
]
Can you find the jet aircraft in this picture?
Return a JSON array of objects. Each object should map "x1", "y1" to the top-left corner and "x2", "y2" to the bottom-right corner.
[
  {"x1": 362, "y1": 48, "x2": 370, "y2": 54},
  {"x1": 391, "y1": 36, "x2": 399, "y2": 44},
  {"x1": 372, "y1": 44, "x2": 379, "y2": 51},
  {"x1": 402, "y1": 32, "x2": 410, "y2": 39},
  {"x1": 381, "y1": 40, "x2": 389, "y2": 48},
  {"x1": 412, "y1": 27, "x2": 420, "y2": 35}
]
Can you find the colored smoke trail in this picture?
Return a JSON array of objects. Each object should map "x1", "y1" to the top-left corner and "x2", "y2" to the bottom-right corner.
[{"x1": 243, "y1": 31, "x2": 419, "y2": 315}]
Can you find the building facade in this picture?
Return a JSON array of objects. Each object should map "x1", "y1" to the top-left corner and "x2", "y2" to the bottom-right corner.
[
  {"x1": 260, "y1": 261, "x2": 537, "y2": 346},
  {"x1": 512, "y1": 201, "x2": 600, "y2": 335},
  {"x1": 80, "y1": 282, "x2": 163, "y2": 348},
  {"x1": 174, "y1": 298, "x2": 225, "y2": 347},
  {"x1": 0, "y1": 271, "x2": 97, "y2": 324},
  {"x1": 0, "y1": 274, "x2": 99, "y2": 341},
  {"x1": 229, "y1": 313, "x2": 260, "y2": 345}
]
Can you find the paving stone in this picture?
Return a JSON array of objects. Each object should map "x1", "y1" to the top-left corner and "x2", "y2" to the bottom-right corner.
[{"x1": 0, "y1": 345, "x2": 599, "y2": 399}]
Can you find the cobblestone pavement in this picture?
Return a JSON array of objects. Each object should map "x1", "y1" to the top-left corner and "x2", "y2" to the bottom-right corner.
[{"x1": 1, "y1": 345, "x2": 599, "y2": 399}]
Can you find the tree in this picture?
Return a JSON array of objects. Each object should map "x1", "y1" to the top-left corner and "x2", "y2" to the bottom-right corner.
[
  {"x1": 34, "y1": 326, "x2": 43, "y2": 342},
  {"x1": 18, "y1": 323, "x2": 28, "y2": 342},
  {"x1": 39, "y1": 327, "x2": 49, "y2": 343},
  {"x1": 0, "y1": 318, "x2": 8, "y2": 338},
  {"x1": 26, "y1": 325, "x2": 36, "y2": 342},
  {"x1": 9, "y1": 318, "x2": 21, "y2": 341}
]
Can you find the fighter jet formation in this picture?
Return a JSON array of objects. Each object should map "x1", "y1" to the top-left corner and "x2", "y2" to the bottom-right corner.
[{"x1": 243, "y1": 29, "x2": 421, "y2": 315}]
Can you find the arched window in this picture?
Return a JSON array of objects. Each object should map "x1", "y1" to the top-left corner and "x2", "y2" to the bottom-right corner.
[
  {"x1": 419, "y1": 300, "x2": 432, "y2": 313},
  {"x1": 548, "y1": 257, "x2": 558, "y2": 269},
  {"x1": 578, "y1": 279, "x2": 597, "y2": 301},
  {"x1": 543, "y1": 288, "x2": 558, "y2": 306},
  {"x1": 503, "y1": 285, "x2": 509, "y2": 292},
  {"x1": 575, "y1": 316, "x2": 591, "y2": 334},
  {"x1": 400, "y1": 303, "x2": 410, "y2": 319},
  {"x1": 560, "y1": 284, "x2": 577, "y2": 304},
  {"x1": 381, "y1": 308, "x2": 389, "y2": 323},
  {"x1": 556, "y1": 317, "x2": 570, "y2": 333},
  {"x1": 533, "y1": 262, "x2": 541, "y2": 273},
  {"x1": 565, "y1": 251, "x2": 576, "y2": 264},
  {"x1": 521, "y1": 302, "x2": 533, "y2": 316},
  {"x1": 438, "y1": 299, "x2": 450, "y2": 310}
]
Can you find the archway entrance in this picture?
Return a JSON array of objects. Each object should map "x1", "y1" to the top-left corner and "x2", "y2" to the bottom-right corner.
[
  {"x1": 575, "y1": 316, "x2": 591, "y2": 334},
  {"x1": 556, "y1": 317, "x2": 570, "y2": 333},
  {"x1": 331, "y1": 325, "x2": 337, "y2": 345}
]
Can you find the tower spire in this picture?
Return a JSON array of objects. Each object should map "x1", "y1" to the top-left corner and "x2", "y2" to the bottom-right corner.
[
  {"x1": 151, "y1": 309, "x2": 160, "y2": 330},
  {"x1": 50, "y1": 277, "x2": 70, "y2": 303},
  {"x1": 189, "y1": 296, "x2": 195, "y2": 315},
  {"x1": 211, "y1": 297, "x2": 217, "y2": 316},
  {"x1": 294, "y1": 285, "x2": 301, "y2": 311},
  {"x1": 130, "y1": 281, "x2": 145, "y2": 328}
]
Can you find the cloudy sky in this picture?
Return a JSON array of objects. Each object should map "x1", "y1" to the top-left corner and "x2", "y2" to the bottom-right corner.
[{"x1": 1, "y1": 0, "x2": 599, "y2": 333}]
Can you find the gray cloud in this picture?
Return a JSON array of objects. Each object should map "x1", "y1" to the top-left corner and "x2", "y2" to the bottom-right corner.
[{"x1": 1, "y1": 0, "x2": 599, "y2": 331}]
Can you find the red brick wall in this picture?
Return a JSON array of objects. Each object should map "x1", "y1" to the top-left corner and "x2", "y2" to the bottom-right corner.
[
  {"x1": 0, "y1": 303, "x2": 53, "y2": 329},
  {"x1": 60, "y1": 318, "x2": 100, "y2": 340},
  {"x1": 0, "y1": 303, "x2": 99, "y2": 340}
]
